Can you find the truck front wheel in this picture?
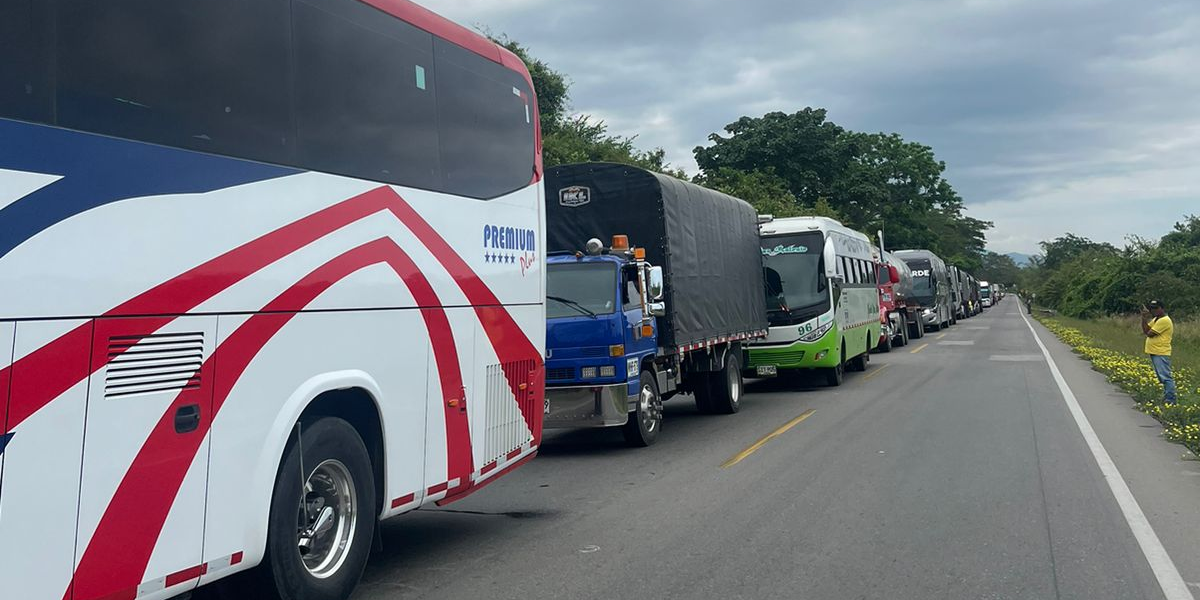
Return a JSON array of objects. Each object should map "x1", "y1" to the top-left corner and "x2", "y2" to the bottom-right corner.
[{"x1": 622, "y1": 370, "x2": 662, "y2": 446}]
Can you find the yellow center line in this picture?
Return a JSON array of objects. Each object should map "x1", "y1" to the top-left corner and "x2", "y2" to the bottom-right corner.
[
  {"x1": 721, "y1": 409, "x2": 816, "y2": 468},
  {"x1": 862, "y1": 363, "x2": 892, "y2": 381},
  {"x1": 936, "y1": 333, "x2": 947, "y2": 340},
  {"x1": 910, "y1": 343, "x2": 930, "y2": 354}
]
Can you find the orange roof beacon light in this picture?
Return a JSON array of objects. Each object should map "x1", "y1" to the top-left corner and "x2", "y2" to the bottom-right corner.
[{"x1": 611, "y1": 234, "x2": 630, "y2": 251}]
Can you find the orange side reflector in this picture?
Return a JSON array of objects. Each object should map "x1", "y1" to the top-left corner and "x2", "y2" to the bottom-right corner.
[
  {"x1": 641, "y1": 325, "x2": 654, "y2": 338},
  {"x1": 612, "y1": 235, "x2": 630, "y2": 250}
]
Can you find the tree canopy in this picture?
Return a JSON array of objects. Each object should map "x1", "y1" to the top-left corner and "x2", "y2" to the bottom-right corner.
[{"x1": 694, "y1": 110, "x2": 991, "y2": 270}]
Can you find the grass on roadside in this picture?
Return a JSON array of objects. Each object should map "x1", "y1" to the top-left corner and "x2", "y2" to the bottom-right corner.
[{"x1": 1035, "y1": 313, "x2": 1200, "y2": 454}]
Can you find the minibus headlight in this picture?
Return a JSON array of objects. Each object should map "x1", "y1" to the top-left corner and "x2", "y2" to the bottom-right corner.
[{"x1": 799, "y1": 321, "x2": 834, "y2": 342}]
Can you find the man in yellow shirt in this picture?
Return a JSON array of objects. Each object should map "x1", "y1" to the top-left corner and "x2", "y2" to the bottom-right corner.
[{"x1": 1141, "y1": 300, "x2": 1176, "y2": 404}]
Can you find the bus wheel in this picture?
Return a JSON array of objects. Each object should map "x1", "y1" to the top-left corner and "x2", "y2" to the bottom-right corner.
[
  {"x1": 709, "y1": 352, "x2": 743, "y2": 415},
  {"x1": 623, "y1": 371, "x2": 662, "y2": 447},
  {"x1": 258, "y1": 418, "x2": 375, "y2": 600},
  {"x1": 825, "y1": 345, "x2": 846, "y2": 387},
  {"x1": 849, "y1": 338, "x2": 869, "y2": 372}
]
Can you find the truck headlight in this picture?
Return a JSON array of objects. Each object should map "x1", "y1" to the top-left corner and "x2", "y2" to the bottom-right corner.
[
  {"x1": 799, "y1": 321, "x2": 834, "y2": 343},
  {"x1": 600, "y1": 365, "x2": 616, "y2": 378},
  {"x1": 581, "y1": 367, "x2": 597, "y2": 379}
]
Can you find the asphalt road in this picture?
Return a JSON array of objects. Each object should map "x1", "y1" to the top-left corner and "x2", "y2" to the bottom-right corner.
[{"x1": 353, "y1": 299, "x2": 1197, "y2": 600}]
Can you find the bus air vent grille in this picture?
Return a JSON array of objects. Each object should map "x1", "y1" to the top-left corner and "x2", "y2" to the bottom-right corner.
[
  {"x1": 482, "y1": 360, "x2": 537, "y2": 464},
  {"x1": 105, "y1": 332, "x2": 204, "y2": 399}
]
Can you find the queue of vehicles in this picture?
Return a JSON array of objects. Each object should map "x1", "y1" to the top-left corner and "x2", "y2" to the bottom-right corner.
[
  {"x1": 0, "y1": 1, "x2": 1002, "y2": 599},
  {"x1": 542, "y1": 163, "x2": 998, "y2": 448}
]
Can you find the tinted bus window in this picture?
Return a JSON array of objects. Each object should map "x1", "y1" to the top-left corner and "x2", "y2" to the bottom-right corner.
[
  {"x1": 435, "y1": 38, "x2": 536, "y2": 199},
  {"x1": 294, "y1": 0, "x2": 440, "y2": 189},
  {"x1": 0, "y1": 0, "x2": 53, "y2": 123},
  {"x1": 57, "y1": 0, "x2": 292, "y2": 164}
]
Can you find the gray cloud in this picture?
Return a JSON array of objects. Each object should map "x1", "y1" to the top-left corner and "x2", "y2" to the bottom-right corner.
[{"x1": 426, "y1": 0, "x2": 1200, "y2": 252}]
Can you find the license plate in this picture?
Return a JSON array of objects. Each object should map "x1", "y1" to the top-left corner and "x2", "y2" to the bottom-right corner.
[{"x1": 756, "y1": 365, "x2": 778, "y2": 377}]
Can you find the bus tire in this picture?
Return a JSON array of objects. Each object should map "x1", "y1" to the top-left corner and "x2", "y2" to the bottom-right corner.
[
  {"x1": 708, "y1": 352, "x2": 743, "y2": 415},
  {"x1": 825, "y1": 345, "x2": 846, "y2": 387},
  {"x1": 622, "y1": 371, "x2": 662, "y2": 447},
  {"x1": 849, "y1": 338, "x2": 868, "y2": 372},
  {"x1": 257, "y1": 417, "x2": 375, "y2": 600}
]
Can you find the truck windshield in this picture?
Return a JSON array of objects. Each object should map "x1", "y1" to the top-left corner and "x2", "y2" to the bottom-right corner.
[
  {"x1": 761, "y1": 232, "x2": 828, "y2": 322},
  {"x1": 547, "y1": 263, "x2": 617, "y2": 319},
  {"x1": 981, "y1": 288, "x2": 991, "y2": 299}
]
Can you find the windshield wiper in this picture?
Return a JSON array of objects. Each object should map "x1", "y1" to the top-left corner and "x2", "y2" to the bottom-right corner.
[{"x1": 547, "y1": 295, "x2": 598, "y2": 319}]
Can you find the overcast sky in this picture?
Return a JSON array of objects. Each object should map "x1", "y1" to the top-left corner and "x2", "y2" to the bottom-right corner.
[{"x1": 426, "y1": 0, "x2": 1200, "y2": 254}]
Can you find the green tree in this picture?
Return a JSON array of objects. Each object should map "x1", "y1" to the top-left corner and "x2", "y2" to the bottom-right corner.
[
  {"x1": 694, "y1": 168, "x2": 801, "y2": 217},
  {"x1": 694, "y1": 109, "x2": 849, "y2": 205},
  {"x1": 978, "y1": 251, "x2": 1022, "y2": 286},
  {"x1": 693, "y1": 110, "x2": 990, "y2": 262}
]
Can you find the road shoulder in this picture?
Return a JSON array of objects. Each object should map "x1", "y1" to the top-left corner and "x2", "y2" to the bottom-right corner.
[{"x1": 1029, "y1": 313, "x2": 1200, "y2": 592}]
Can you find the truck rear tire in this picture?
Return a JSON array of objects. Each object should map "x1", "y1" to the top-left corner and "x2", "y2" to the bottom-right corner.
[
  {"x1": 895, "y1": 316, "x2": 908, "y2": 347},
  {"x1": 708, "y1": 352, "x2": 743, "y2": 415},
  {"x1": 909, "y1": 317, "x2": 923, "y2": 340},
  {"x1": 622, "y1": 371, "x2": 662, "y2": 447},
  {"x1": 878, "y1": 329, "x2": 892, "y2": 353},
  {"x1": 256, "y1": 417, "x2": 376, "y2": 600}
]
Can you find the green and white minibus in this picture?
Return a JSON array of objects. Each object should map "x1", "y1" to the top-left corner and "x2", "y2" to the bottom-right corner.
[{"x1": 746, "y1": 217, "x2": 879, "y2": 386}]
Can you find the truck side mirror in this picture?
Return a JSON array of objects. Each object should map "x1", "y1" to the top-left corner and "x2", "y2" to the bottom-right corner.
[
  {"x1": 888, "y1": 265, "x2": 900, "y2": 284},
  {"x1": 823, "y1": 237, "x2": 839, "y2": 281},
  {"x1": 648, "y1": 302, "x2": 666, "y2": 317},
  {"x1": 647, "y1": 266, "x2": 665, "y2": 302}
]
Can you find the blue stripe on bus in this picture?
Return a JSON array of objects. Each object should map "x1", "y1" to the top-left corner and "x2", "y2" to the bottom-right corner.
[
  {"x1": 0, "y1": 432, "x2": 12, "y2": 455},
  {"x1": 0, "y1": 118, "x2": 300, "y2": 259}
]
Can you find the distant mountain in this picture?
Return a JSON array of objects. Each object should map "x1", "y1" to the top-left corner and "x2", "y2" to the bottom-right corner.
[{"x1": 1006, "y1": 252, "x2": 1034, "y2": 267}]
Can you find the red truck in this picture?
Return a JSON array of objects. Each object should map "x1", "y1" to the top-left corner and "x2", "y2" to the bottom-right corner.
[{"x1": 875, "y1": 239, "x2": 925, "y2": 351}]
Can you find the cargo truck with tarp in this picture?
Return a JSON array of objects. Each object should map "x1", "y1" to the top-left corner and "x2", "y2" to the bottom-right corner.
[{"x1": 543, "y1": 163, "x2": 768, "y2": 446}]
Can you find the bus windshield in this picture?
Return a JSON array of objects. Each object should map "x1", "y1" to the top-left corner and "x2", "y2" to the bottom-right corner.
[
  {"x1": 761, "y1": 232, "x2": 829, "y2": 323},
  {"x1": 547, "y1": 263, "x2": 617, "y2": 319},
  {"x1": 908, "y1": 260, "x2": 935, "y2": 302}
]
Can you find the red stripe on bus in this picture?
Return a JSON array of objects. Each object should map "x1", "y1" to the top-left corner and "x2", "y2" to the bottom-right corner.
[
  {"x1": 426, "y1": 482, "x2": 449, "y2": 495},
  {"x1": 230, "y1": 551, "x2": 244, "y2": 566},
  {"x1": 66, "y1": 238, "x2": 469, "y2": 600},
  {"x1": 391, "y1": 493, "x2": 416, "y2": 509},
  {"x1": 3, "y1": 186, "x2": 399, "y2": 433},
  {"x1": 164, "y1": 563, "x2": 207, "y2": 587}
]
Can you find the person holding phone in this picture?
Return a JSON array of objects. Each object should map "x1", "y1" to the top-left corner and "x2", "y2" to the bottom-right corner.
[{"x1": 1141, "y1": 300, "x2": 1176, "y2": 404}]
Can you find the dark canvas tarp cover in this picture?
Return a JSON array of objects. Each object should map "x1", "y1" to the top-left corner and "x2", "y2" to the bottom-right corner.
[{"x1": 546, "y1": 162, "x2": 767, "y2": 350}]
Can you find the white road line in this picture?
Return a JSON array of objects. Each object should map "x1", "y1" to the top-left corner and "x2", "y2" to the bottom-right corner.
[{"x1": 1019, "y1": 310, "x2": 1193, "y2": 600}]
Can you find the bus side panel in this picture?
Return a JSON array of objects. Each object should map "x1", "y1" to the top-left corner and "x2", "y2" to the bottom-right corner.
[
  {"x1": 0, "y1": 320, "x2": 90, "y2": 600},
  {"x1": 202, "y1": 306, "x2": 430, "y2": 580}
]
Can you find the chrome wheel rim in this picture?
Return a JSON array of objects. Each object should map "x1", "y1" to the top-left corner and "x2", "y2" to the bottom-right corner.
[
  {"x1": 640, "y1": 384, "x2": 661, "y2": 432},
  {"x1": 297, "y1": 459, "x2": 357, "y2": 579}
]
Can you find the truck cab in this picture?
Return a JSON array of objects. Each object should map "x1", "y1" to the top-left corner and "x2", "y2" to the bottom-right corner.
[{"x1": 544, "y1": 237, "x2": 665, "y2": 445}]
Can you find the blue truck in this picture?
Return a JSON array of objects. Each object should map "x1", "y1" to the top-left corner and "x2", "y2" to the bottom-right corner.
[{"x1": 543, "y1": 163, "x2": 768, "y2": 446}]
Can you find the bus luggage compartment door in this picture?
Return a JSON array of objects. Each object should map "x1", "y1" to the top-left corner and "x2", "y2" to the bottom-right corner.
[{"x1": 73, "y1": 316, "x2": 217, "y2": 600}]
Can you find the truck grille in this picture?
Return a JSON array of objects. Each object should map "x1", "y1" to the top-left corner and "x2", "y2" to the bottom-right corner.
[{"x1": 546, "y1": 367, "x2": 575, "y2": 381}]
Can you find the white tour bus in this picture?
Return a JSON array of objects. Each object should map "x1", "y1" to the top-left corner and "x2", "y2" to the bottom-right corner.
[{"x1": 0, "y1": 1, "x2": 545, "y2": 599}]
